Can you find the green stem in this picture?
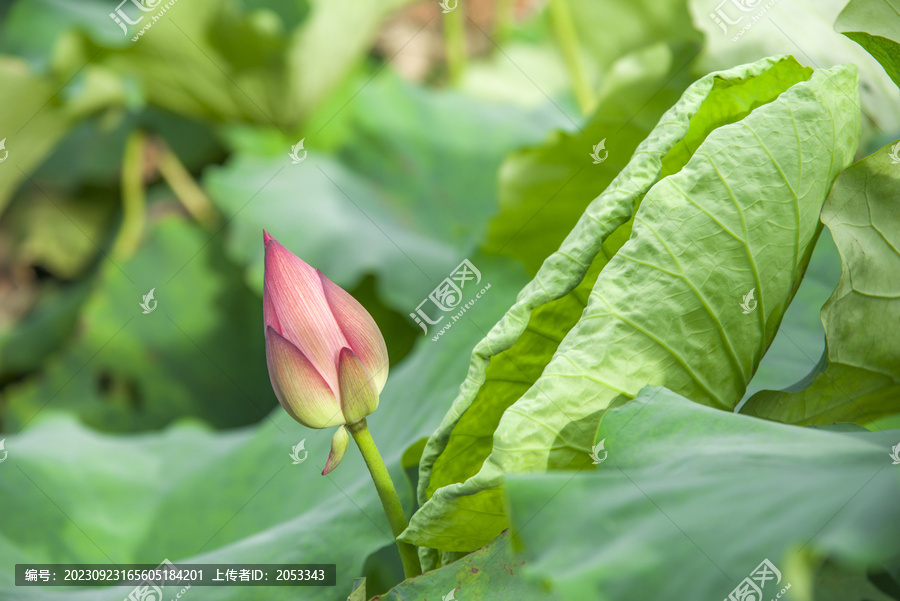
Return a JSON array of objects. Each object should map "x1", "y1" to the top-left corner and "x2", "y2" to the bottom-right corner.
[
  {"x1": 444, "y1": 0, "x2": 466, "y2": 85},
  {"x1": 548, "y1": 0, "x2": 595, "y2": 115},
  {"x1": 346, "y1": 418, "x2": 422, "y2": 578},
  {"x1": 156, "y1": 139, "x2": 219, "y2": 230},
  {"x1": 112, "y1": 130, "x2": 147, "y2": 260}
]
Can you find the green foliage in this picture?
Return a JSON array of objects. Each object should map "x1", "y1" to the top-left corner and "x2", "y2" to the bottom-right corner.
[
  {"x1": 2, "y1": 1, "x2": 900, "y2": 599},
  {"x1": 404, "y1": 57, "x2": 860, "y2": 555},
  {"x1": 742, "y1": 142, "x2": 900, "y2": 425},
  {"x1": 504, "y1": 388, "x2": 900, "y2": 600}
]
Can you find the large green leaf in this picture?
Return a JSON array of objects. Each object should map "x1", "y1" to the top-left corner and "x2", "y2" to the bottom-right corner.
[
  {"x1": 504, "y1": 387, "x2": 900, "y2": 601},
  {"x1": 0, "y1": 254, "x2": 531, "y2": 600},
  {"x1": 741, "y1": 141, "x2": 900, "y2": 425},
  {"x1": 741, "y1": 228, "x2": 842, "y2": 401},
  {"x1": 402, "y1": 57, "x2": 861, "y2": 556},
  {"x1": 484, "y1": 42, "x2": 699, "y2": 274},
  {"x1": 836, "y1": 0, "x2": 900, "y2": 90}
]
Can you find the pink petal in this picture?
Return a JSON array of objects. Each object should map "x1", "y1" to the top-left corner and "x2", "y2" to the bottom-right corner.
[
  {"x1": 320, "y1": 273, "x2": 389, "y2": 393},
  {"x1": 337, "y1": 347, "x2": 380, "y2": 423},
  {"x1": 263, "y1": 280, "x2": 282, "y2": 335},
  {"x1": 264, "y1": 238, "x2": 348, "y2": 394},
  {"x1": 266, "y1": 326, "x2": 344, "y2": 429}
]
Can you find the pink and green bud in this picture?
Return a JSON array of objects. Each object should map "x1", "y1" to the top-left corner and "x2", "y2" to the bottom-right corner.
[{"x1": 263, "y1": 231, "x2": 389, "y2": 430}]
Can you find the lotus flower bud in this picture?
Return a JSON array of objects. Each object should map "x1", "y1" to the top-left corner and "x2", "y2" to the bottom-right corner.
[{"x1": 263, "y1": 231, "x2": 389, "y2": 430}]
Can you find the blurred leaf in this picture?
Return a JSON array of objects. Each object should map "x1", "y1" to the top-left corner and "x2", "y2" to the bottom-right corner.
[
  {"x1": 3, "y1": 187, "x2": 117, "y2": 279},
  {"x1": 204, "y1": 152, "x2": 459, "y2": 313},
  {"x1": 569, "y1": 0, "x2": 701, "y2": 72},
  {"x1": 503, "y1": 388, "x2": 900, "y2": 601},
  {"x1": 0, "y1": 60, "x2": 81, "y2": 216},
  {"x1": 374, "y1": 531, "x2": 556, "y2": 601},
  {"x1": 689, "y1": 0, "x2": 900, "y2": 142},
  {"x1": 742, "y1": 142, "x2": 900, "y2": 425},
  {"x1": 0, "y1": 279, "x2": 93, "y2": 382},
  {"x1": 0, "y1": 253, "x2": 530, "y2": 601},
  {"x1": 836, "y1": 0, "x2": 900, "y2": 90},
  {"x1": 285, "y1": 0, "x2": 415, "y2": 120},
  {"x1": 485, "y1": 43, "x2": 699, "y2": 274},
  {"x1": 3, "y1": 218, "x2": 276, "y2": 432},
  {"x1": 206, "y1": 74, "x2": 562, "y2": 311},
  {"x1": 403, "y1": 58, "x2": 859, "y2": 553}
]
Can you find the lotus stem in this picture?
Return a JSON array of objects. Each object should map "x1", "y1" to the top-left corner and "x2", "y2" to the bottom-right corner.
[
  {"x1": 113, "y1": 130, "x2": 147, "y2": 259},
  {"x1": 156, "y1": 140, "x2": 219, "y2": 230},
  {"x1": 444, "y1": 0, "x2": 467, "y2": 85},
  {"x1": 549, "y1": 0, "x2": 595, "y2": 115},
  {"x1": 346, "y1": 418, "x2": 422, "y2": 579}
]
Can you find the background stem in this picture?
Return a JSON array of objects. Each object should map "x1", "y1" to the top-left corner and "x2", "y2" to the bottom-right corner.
[
  {"x1": 347, "y1": 419, "x2": 422, "y2": 578},
  {"x1": 444, "y1": 0, "x2": 467, "y2": 85},
  {"x1": 549, "y1": 0, "x2": 595, "y2": 115}
]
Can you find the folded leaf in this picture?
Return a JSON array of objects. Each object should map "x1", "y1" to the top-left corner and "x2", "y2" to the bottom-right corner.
[
  {"x1": 403, "y1": 56, "x2": 861, "y2": 554},
  {"x1": 741, "y1": 141, "x2": 900, "y2": 425}
]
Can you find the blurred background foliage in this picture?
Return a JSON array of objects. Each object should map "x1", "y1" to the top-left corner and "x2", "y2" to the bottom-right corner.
[
  {"x1": 0, "y1": 0, "x2": 898, "y2": 433},
  {"x1": 0, "y1": 0, "x2": 899, "y2": 598}
]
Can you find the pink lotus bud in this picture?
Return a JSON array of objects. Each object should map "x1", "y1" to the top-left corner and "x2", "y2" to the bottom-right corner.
[{"x1": 263, "y1": 231, "x2": 389, "y2": 429}]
